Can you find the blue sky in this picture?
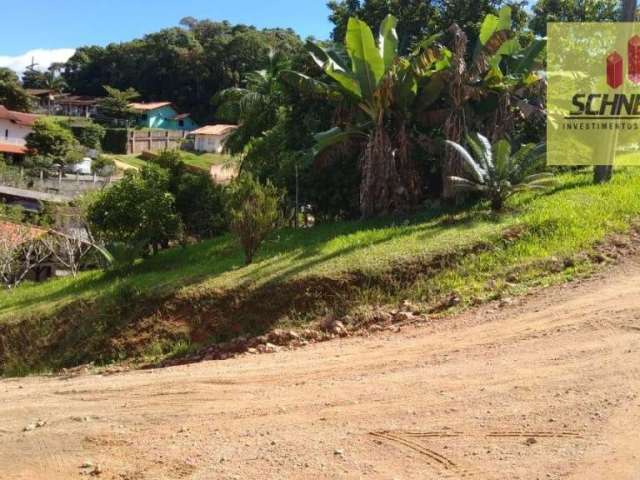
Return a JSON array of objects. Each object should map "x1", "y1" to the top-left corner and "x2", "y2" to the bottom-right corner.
[{"x1": 0, "y1": 0, "x2": 333, "y2": 71}]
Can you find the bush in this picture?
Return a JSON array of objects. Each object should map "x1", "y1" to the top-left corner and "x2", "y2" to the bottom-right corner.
[
  {"x1": 22, "y1": 155, "x2": 55, "y2": 178},
  {"x1": 101, "y1": 128, "x2": 129, "y2": 154},
  {"x1": 91, "y1": 155, "x2": 116, "y2": 177},
  {"x1": 226, "y1": 174, "x2": 282, "y2": 265},
  {"x1": 175, "y1": 173, "x2": 226, "y2": 239},
  {"x1": 25, "y1": 118, "x2": 79, "y2": 164},
  {"x1": 71, "y1": 123, "x2": 106, "y2": 150},
  {"x1": 446, "y1": 133, "x2": 556, "y2": 211},
  {"x1": 86, "y1": 166, "x2": 183, "y2": 254},
  {"x1": 150, "y1": 150, "x2": 226, "y2": 239}
]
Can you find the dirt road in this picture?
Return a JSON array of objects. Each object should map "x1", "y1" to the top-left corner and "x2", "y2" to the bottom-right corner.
[{"x1": 2, "y1": 259, "x2": 640, "y2": 480}]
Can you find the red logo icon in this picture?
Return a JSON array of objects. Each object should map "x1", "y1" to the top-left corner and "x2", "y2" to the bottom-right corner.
[{"x1": 607, "y1": 35, "x2": 640, "y2": 88}]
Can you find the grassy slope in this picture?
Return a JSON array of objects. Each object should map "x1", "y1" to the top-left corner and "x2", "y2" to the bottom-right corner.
[
  {"x1": 106, "y1": 152, "x2": 235, "y2": 172},
  {"x1": 2, "y1": 169, "x2": 640, "y2": 370}
]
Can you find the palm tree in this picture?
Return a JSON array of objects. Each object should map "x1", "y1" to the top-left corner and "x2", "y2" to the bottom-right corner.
[
  {"x1": 446, "y1": 133, "x2": 555, "y2": 211},
  {"x1": 282, "y1": 15, "x2": 450, "y2": 217},
  {"x1": 42, "y1": 63, "x2": 67, "y2": 93},
  {"x1": 215, "y1": 50, "x2": 290, "y2": 156}
]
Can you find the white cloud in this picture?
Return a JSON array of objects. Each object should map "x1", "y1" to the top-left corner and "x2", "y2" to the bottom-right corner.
[{"x1": 0, "y1": 48, "x2": 76, "y2": 75}]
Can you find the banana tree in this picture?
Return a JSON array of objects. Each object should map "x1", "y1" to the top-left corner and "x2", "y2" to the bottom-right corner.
[
  {"x1": 440, "y1": 6, "x2": 546, "y2": 201},
  {"x1": 281, "y1": 15, "x2": 450, "y2": 217}
]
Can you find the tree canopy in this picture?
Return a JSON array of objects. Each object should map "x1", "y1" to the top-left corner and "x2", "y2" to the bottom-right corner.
[
  {"x1": 62, "y1": 22, "x2": 306, "y2": 123},
  {"x1": 0, "y1": 68, "x2": 31, "y2": 112}
]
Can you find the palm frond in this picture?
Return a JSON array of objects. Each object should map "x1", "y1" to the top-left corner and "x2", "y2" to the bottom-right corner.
[
  {"x1": 445, "y1": 140, "x2": 486, "y2": 183},
  {"x1": 448, "y1": 176, "x2": 487, "y2": 193}
]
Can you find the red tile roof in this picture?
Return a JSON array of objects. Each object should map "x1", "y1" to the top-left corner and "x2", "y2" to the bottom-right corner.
[
  {"x1": 0, "y1": 105, "x2": 40, "y2": 127},
  {"x1": 0, "y1": 221, "x2": 48, "y2": 248},
  {"x1": 191, "y1": 124, "x2": 237, "y2": 136},
  {"x1": 0, "y1": 144, "x2": 28, "y2": 155}
]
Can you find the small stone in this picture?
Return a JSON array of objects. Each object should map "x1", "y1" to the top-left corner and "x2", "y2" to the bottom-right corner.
[
  {"x1": 334, "y1": 449, "x2": 344, "y2": 456},
  {"x1": 90, "y1": 464, "x2": 102, "y2": 476},
  {"x1": 81, "y1": 461, "x2": 94, "y2": 469},
  {"x1": 23, "y1": 424, "x2": 36, "y2": 432},
  {"x1": 525, "y1": 437, "x2": 537, "y2": 446}
]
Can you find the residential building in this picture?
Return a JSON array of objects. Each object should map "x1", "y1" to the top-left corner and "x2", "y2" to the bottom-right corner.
[
  {"x1": 53, "y1": 94, "x2": 100, "y2": 118},
  {"x1": 191, "y1": 124, "x2": 237, "y2": 153},
  {"x1": 0, "y1": 105, "x2": 39, "y2": 159},
  {"x1": 129, "y1": 102, "x2": 198, "y2": 131},
  {"x1": 26, "y1": 88, "x2": 56, "y2": 113}
]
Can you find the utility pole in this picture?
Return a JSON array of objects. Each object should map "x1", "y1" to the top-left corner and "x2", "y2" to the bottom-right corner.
[{"x1": 594, "y1": 0, "x2": 637, "y2": 183}]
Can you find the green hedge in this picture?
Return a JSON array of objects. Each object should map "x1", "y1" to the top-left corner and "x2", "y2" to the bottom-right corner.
[{"x1": 101, "y1": 129, "x2": 129, "y2": 154}]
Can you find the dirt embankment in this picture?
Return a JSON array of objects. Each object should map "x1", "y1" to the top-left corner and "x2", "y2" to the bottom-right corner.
[{"x1": 1, "y1": 255, "x2": 640, "y2": 479}]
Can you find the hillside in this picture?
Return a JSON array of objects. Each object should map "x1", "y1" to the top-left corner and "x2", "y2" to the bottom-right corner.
[{"x1": 2, "y1": 169, "x2": 640, "y2": 374}]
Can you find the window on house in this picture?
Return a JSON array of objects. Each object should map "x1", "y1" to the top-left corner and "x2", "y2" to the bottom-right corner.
[
  {"x1": 4, "y1": 129, "x2": 8, "y2": 138},
  {"x1": 178, "y1": 120, "x2": 184, "y2": 127}
]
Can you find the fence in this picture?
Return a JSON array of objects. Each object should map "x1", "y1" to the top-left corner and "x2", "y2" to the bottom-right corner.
[
  {"x1": 127, "y1": 130, "x2": 189, "y2": 154},
  {"x1": 0, "y1": 167, "x2": 113, "y2": 198}
]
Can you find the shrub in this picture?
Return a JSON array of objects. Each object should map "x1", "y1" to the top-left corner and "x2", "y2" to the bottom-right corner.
[
  {"x1": 91, "y1": 155, "x2": 116, "y2": 177},
  {"x1": 151, "y1": 150, "x2": 226, "y2": 239},
  {"x1": 226, "y1": 174, "x2": 282, "y2": 265},
  {"x1": 22, "y1": 155, "x2": 55, "y2": 178},
  {"x1": 86, "y1": 166, "x2": 183, "y2": 254},
  {"x1": 446, "y1": 133, "x2": 556, "y2": 211},
  {"x1": 174, "y1": 173, "x2": 226, "y2": 239},
  {"x1": 71, "y1": 123, "x2": 106, "y2": 150},
  {"x1": 101, "y1": 128, "x2": 129, "y2": 154},
  {"x1": 25, "y1": 118, "x2": 79, "y2": 164}
]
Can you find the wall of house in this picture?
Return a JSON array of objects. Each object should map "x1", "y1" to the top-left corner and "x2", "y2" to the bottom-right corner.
[
  {"x1": 137, "y1": 105, "x2": 198, "y2": 131},
  {"x1": 0, "y1": 120, "x2": 32, "y2": 144},
  {"x1": 195, "y1": 134, "x2": 226, "y2": 153}
]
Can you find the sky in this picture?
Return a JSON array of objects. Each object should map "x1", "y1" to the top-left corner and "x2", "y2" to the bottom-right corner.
[{"x1": 0, "y1": 0, "x2": 333, "y2": 73}]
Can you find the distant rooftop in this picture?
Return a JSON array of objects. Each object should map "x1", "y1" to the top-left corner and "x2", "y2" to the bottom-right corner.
[
  {"x1": 191, "y1": 124, "x2": 237, "y2": 136},
  {"x1": 129, "y1": 102, "x2": 172, "y2": 111}
]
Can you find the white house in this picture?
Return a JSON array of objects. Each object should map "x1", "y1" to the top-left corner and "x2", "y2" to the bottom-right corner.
[
  {"x1": 191, "y1": 124, "x2": 237, "y2": 153},
  {"x1": 0, "y1": 105, "x2": 40, "y2": 158}
]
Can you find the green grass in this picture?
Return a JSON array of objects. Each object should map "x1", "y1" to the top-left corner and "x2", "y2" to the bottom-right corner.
[
  {"x1": 104, "y1": 154, "x2": 148, "y2": 169},
  {"x1": 105, "y1": 152, "x2": 237, "y2": 172},
  {"x1": 180, "y1": 152, "x2": 236, "y2": 171},
  {"x1": 2, "y1": 168, "x2": 640, "y2": 371}
]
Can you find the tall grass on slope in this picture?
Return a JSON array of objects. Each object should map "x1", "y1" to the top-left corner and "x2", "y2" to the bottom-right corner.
[{"x1": 0, "y1": 168, "x2": 640, "y2": 376}]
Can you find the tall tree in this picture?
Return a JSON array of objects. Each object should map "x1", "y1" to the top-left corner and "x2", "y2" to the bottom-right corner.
[
  {"x1": 529, "y1": 0, "x2": 620, "y2": 36},
  {"x1": 97, "y1": 86, "x2": 140, "y2": 121},
  {"x1": 327, "y1": 0, "x2": 526, "y2": 53},
  {"x1": 0, "y1": 68, "x2": 31, "y2": 112},
  {"x1": 23, "y1": 64, "x2": 67, "y2": 93}
]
